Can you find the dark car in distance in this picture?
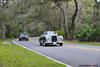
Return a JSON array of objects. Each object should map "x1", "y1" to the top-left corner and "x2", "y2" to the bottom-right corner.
[{"x1": 19, "y1": 32, "x2": 29, "y2": 41}]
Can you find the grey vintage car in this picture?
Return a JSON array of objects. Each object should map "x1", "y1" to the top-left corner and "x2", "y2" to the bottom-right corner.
[
  {"x1": 19, "y1": 32, "x2": 29, "y2": 41},
  {"x1": 39, "y1": 31, "x2": 63, "y2": 46}
]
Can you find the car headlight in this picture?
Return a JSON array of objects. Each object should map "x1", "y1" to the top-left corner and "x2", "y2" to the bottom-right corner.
[
  {"x1": 46, "y1": 37, "x2": 51, "y2": 41},
  {"x1": 47, "y1": 37, "x2": 51, "y2": 40},
  {"x1": 58, "y1": 36, "x2": 63, "y2": 41},
  {"x1": 59, "y1": 38, "x2": 63, "y2": 41}
]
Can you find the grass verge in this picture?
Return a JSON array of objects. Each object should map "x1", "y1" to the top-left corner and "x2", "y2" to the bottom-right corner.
[
  {"x1": 64, "y1": 40, "x2": 100, "y2": 46},
  {"x1": 0, "y1": 40, "x2": 65, "y2": 67}
]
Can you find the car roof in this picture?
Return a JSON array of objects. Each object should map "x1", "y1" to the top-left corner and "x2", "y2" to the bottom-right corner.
[
  {"x1": 20, "y1": 32, "x2": 28, "y2": 34},
  {"x1": 44, "y1": 31, "x2": 55, "y2": 33}
]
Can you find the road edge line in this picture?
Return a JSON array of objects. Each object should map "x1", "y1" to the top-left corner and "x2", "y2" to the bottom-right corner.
[{"x1": 12, "y1": 41, "x2": 72, "y2": 67}]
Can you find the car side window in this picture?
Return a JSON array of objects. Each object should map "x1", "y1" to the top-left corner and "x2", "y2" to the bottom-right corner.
[{"x1": 44, "y1": 32, "x2": 47, "y2": 35}]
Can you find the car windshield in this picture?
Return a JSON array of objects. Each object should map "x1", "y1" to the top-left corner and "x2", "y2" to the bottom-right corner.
[
  {"x1": 48, "y1": 32, "x2": 55, "y2": 34},
  {"x1": 23, "y1": 33, "x2": 27, "y2": 35},
  {"x1": 21, "y1": 32, "x2": 28, "y2": 35},
  {"x1": 44, "y1": 31, "x2": 56, "y2": 35}
]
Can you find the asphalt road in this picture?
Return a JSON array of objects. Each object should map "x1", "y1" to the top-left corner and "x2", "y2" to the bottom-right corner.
[{"x1": 14, "y1": 38, "x2": 100, "y2": 67}]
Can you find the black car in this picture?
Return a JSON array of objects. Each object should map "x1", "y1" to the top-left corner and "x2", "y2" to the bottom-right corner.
[{"x1": 19, "y1": 32, "x2": 29, "y2": 41}]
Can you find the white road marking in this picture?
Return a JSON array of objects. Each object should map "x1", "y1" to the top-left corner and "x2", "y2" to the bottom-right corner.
[
  {"x1": 66, "y1": 46, "x2": 100, "y2": 52},
  {"x1": 12, "y1": 41, "x2": 72, "y2": 67}
]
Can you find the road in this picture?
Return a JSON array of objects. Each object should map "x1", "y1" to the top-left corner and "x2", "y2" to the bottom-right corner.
[{"x1": 14, "y1": 38, "x2": 100, "y2": 67}]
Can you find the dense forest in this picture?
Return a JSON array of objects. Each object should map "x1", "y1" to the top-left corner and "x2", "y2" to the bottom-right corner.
[{"x1": 0, "y1": 0, "x2": 100, "y2": 41}]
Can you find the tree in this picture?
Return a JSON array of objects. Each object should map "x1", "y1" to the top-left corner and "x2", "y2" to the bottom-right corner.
[
  {"x1": 55, "y1": 1, "x2": 69, "y2": 39},
  {"x1": 67, "y1": 0, "x2": 78, "y2": 40},
  {"x1": 93, "y1": 0, "x2": 100, "y2": 29},
  {"x1": 0, "y1": 0, "x2": 9, "y2": 39}
]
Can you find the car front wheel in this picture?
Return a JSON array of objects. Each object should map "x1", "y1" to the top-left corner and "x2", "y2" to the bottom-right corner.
[
  {"x1": 19, "y1": 38, "x2": 21, "y2": 41},
  {"x1": 59, "y1": 43, "x2": 63, "y2": 46},
  {"x1": 26, "y1": 39, "x2": 29, "y2": 41},
  {"x1": 39, "y1": 39, "x2": 44, "y2": 46}
]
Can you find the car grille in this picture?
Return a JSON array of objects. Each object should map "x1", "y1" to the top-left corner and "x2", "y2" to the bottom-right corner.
[
  {"x1": 22, "y1": 37, "x2": 27, "y2": 39},
  {"x1": 52, "y1": 36, "x2": 57, "y2": 42}
]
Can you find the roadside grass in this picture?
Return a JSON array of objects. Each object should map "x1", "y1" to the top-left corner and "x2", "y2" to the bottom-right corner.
[
  {"x1": 64, "y1": 40, "x2": 100, "y2": 46},
  {"x1": 0, "y1": 40, "x2": 65, "y2": 67}
]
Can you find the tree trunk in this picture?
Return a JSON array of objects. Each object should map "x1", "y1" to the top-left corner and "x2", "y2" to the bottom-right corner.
[
  {"x1": 23, "y1": 25, "x2": 27, "y2": 32},
  {"x1": 57, "y1": 3, "x2": 68, "y2": 39},
  {"x1": 93, "y1": 1, "x2": 100, "y2": 29},
  {"x1": 2, "y1": 22, "x2": 6, "y2": 39},
  {"x1": 67, "y1": 0, "x2": 78, "y2": 40},
  {"x1": 1, "y1": 0, "x2": 9, "y2": 39}
]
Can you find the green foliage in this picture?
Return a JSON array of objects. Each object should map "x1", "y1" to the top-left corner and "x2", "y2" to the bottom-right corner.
[
  {"x1": 0, "y1": 0, "x2": 42, "y2": 38},
  {"x1": 76, "y1": 27, "x2": 91, "y2": 39},
  {"x1": 0, "y1": 0, "x2": 100, "y2": 42},
  {"x1": 57, "y1": 29, "x2": 65, "y2": 37},
  {"x1": 76, "y1": 27, "x2": 100, "y2": 41}
]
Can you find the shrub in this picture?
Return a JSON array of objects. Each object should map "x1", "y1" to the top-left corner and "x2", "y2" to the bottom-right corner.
[
  {"x1": 76, "y1": 27, "x2": 100, "y2": 42},
  {"x1": 57, "y1": 29, "x2": 65, "y2": 37}
]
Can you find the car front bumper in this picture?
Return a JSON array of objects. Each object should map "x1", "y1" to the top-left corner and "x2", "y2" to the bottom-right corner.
[
  {"x1": 45, "y1": 41, "x2": 63, "y2": 45},
  {"x1": 20, "y1": 37, "x2": 28, "y2": 39}
]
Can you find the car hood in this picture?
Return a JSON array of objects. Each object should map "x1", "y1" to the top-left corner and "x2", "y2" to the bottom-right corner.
[{"x1": 45, "y1": 34, "x2": 57, "y2": 37}]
